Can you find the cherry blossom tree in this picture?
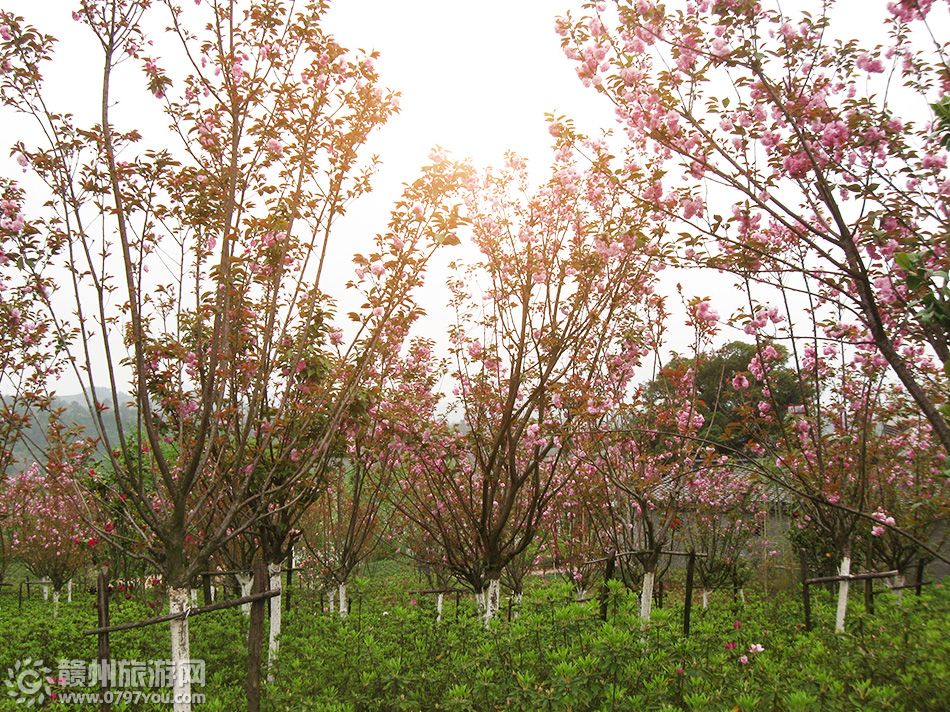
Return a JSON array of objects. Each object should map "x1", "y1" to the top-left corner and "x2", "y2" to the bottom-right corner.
[
  {"x1": 548, "y1": 481, "x2": 605, "y2": 600},
  {"x1": 3, "y1": 426, "x2": 95, "y2": 615},
  {"x1": 300, "y1": 340, "x2": 436, "y2": 619},
  {"x1": 237, "y1": 160, "x2": 467, "y2": 665},
  {"x1": 0, "y1": 180, "x2": 62, "y2": 477},
  {"x1": 399, "y1": 518, "x2": 456, "y2": 622},
  {"x1": 732, "y1": 287, "x2": 947, "y2": 630},
  {"x1": 501, "y1": 545, "x2": 542, "y2": 610},
  {"x1": 204, "y1": 489, "x2": 260, "y2": 612},
  {"x1": 578, "y1": 296, "x2": 720, "y2": 621},
  {"x1": 394, "y1": 146, "x2": 666, "y2": 622},
  {"x1": 559, "y1": 0, "x2": 950, "y2": 453},
  {"x1": 681, "y1": 463, "x2": 766, "y2": 607},
  {"x1": 866, "y1": 414, "x2": 947, "y2": 593}
]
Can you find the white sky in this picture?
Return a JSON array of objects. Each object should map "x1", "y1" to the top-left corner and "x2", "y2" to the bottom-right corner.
[
  {"x1": 1, "y1": 0, "x2": 947, "y2": 392},
  {"x1": 320, "y1": 1, "x2": 620, "y2": 348}
]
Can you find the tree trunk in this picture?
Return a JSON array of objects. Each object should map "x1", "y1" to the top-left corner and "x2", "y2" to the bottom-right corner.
[
  {"x1": 246, "y1": 563, "x2": 266, "y2": 712},
  {"x1": 891, "y1": 573, "x2": 906, "y2": 603},
  {"x1": 236, "y1": 574, "x2": 253, "y2": 616},
  {"x1": 67, "y1": 579, "x2": 73, "y2": 603},
  {"x1": 338, "y1": 581, "x2": 348, "y2": 618},
  {"x1": 702, "y1": 589, "x2": 709, "y2": 609},
  {"x1": 42, "y1": 583, "x2": 49, "y2": 602},
  {"x1": 52, "y1": 590, "x2": 60, "y2": 617},
  {"x1": 835, "y1": 555, "x2": 851, "y2": 634},
  {"x1": 436, "y1": 592, "x2": 443, "y2": 622},
  {"x1": 267, "y1": 563, "x2": 282, "y2": 677},
  {"x1": 327, "y1": 588, "x2": 335, "y2": 614},
  {"x1": 640, "y1": 570, "x2": 655, "y2": 621},
  {"x1": 168, "y1": 587, "x2": 193, "y2": 712},
  {"x1": 483, "y1": 578, "x2": 500, "y2": 625}
]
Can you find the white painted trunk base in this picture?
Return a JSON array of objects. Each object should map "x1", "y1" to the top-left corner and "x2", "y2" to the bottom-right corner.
[
  {"x1": 738, "y1": 589, "x2": 746, "y2": 604},
  {"x1": 338, "y1": 582, "x2": 348, "y2": 618},
  {"x1": 835, "y1": 556, "x2": 851, "y2": 633},
  {"x1": 168, "y1": 588, "x2": 192, "y2": 712},
  {"x1": 67, "y1": 580, "x2": 73, "y2": 603},
  {"x1": 327, "y1": 589, "x2": 336, "y2": 614},
  {"x1": 52, "y1": 591, "x2": 60, "y2": 617},
  {"x1": 891, "y1": 574, "x2": 906, "y2": 602},
  {"x1": 702, "y1": 589, "x2": 709, "y2": 609},
  {"x1": 267, "y1": 563, "x2": 282, "y2": 678},
  {"x1": 640, "y1": 571, "x2": 655, "y2": 621},
  {"x1": 513, "y1": 592, "x2": 522, "y2": 619},
  {"x1": 42, "y1": 584, "x2": 49, "y2": 602},
  {"x1": 483, "y1": 579, "x2": 500, "y2": 626},
  {"x1": 236, "y1": 574, "x2": 253, "y2": 616},
  {"x1": 436, "y1": 593, "x2": 444, "y2": 622}
]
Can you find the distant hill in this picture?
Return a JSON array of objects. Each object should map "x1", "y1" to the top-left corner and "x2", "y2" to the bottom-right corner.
[{"x1": 10, "y1": 389, "x2": 137, "y2": 471}]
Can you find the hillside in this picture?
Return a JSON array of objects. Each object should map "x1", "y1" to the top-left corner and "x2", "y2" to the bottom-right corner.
[{"x1": 9, "y1": 390, "x2": 137, "y2": 470}]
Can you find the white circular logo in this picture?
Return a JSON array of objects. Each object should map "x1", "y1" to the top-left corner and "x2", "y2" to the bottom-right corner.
[{"x1": 5, "y1": 659, "x2": 52, "y2": 707}]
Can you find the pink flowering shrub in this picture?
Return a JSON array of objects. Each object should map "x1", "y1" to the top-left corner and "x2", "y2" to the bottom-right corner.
[{"x1": 2, "y1": 433, "x2": 95, "y2": 592}]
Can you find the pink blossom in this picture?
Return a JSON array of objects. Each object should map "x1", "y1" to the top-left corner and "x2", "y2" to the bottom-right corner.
[
  {"x1": 921, "y1": 153, "x2": 947, "y2": 171},
  {"x1": 782, "y1": 152, "x2": 810, "y2": 179},
  {"x1": 887, "y1": 0, "x2": 934, "y2": 23},
  {"x1": 872, "y1": 510, "x2": 896, "y2": 527},
  {"x1": 695, "y1": 300, "x2": 719, "y2": 325},
  {"x1": 856, "y1": 54, "x2": 885, "y2": 73}
]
